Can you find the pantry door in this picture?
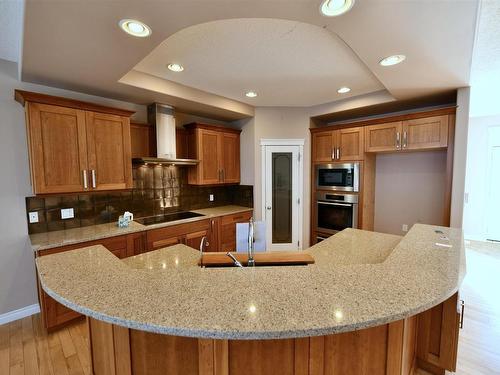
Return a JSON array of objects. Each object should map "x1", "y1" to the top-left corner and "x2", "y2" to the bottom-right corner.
[{"x1": 261, "y1": 140, "x2": 304, "y2": 251}]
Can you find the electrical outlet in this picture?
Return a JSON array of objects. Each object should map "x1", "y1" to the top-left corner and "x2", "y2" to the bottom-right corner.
[
  {"x1": 61, "y1": 208, "x2": 74, "y2": 220},
  {"x1": 402, "y1": 224, "x2": 408, "y2": 232},
  {"x1": 209, "y1": 194, "x2": 214, "y2": 202},
  {"x1": 28, "y1": 212, "x2": 39, "y2": 223}
]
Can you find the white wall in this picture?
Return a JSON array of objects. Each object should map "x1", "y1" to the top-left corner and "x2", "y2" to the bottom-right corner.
[
  {"x1": 374, "y1": 151, "x2": 447, "y2": 235},
  {"x1": 463, "y1": 114, "x2": 500, "y2": 240},
  {"x1": 240, "y1": 107, "x2": 311, "y2": 247},
  {"x1": 0, "y1": 58, "x2": 146, "y2": 317}
]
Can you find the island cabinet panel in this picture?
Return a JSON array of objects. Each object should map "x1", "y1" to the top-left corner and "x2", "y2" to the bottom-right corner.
[
  {"x1": 26, "y1": 103, "x2": 89, "y2": 194},
  {"x1": 185, "y1": 123, "x2": 241, "y2": 185},
  {"x1": 219, "y1": 211, "x2": 253, "y2": 252},
  {"x1": 36, "y1": 233, "x2": 145, "y2": 331},
  {"x1": 416, "y1": 292, "x2": 461, "y2": 373},
  {"x1": 17, "y1": 90, "x2": 134, "y2": 194},
  {"x1": 86, "y1": 316, "x2": 420, "y2": 375}
]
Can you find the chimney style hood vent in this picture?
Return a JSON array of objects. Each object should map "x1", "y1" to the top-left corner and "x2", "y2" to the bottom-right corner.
[{"x1": 132, "y1": 103, "x2": 199, "y2": 166}]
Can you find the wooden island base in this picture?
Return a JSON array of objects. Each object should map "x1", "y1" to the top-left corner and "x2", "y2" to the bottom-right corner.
[{"x1": 87, "y1": 294, "x2": 460, "y2": 375}]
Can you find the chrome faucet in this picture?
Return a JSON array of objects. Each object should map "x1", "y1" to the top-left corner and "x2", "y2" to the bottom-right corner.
[
  {"x1": 199, "y1": 236, "x2": 208, "y2": 267},
  {"x1": 247, "y1": 217, "x2": 255, "y2": 267}
]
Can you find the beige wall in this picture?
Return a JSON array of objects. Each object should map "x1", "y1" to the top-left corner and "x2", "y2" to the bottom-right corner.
[
  {"x1": 240, "y1": 107, "x2": 311, "y2": 247},
  {"x1": 374, "y1": 151, "x2": 447, "y2": 235},
  {"x1": 0, "y1": 58, "x2": 146, "y2": 317}
]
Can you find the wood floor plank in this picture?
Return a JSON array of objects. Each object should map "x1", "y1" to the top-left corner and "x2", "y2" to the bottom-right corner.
[
  {"x1": 22, "y1": 316, "x2": 40, "y2": 375},
  {"x1": 67, "y1": 322, "x2": 91, "y2": 375},
  {"x1": 32, "y1": 315, "x2": 55, "y2": 375},
  {"x1": 9, "y1": 319, "x2": 24, "y2": 374},
  {"x1": 47, "y1": 331, "x2": 70, "y2": 375},
  {"x1": 58, "y1": 328, "x2": 77, "y2": 358},
  {"x1": 0, "y1": 322, "x2": 10, "y2": 375}
]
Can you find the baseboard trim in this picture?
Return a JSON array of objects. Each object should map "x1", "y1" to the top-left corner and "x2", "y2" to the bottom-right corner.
[{"x1": 0, "y1": 304, "x2": 40, "y2": 325}]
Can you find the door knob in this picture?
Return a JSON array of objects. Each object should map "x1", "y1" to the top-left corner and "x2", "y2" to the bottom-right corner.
[{"x1": 266, "y1": 206, "x2": 272, "y2": 210}]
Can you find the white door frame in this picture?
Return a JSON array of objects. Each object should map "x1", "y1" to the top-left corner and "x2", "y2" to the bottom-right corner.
[{"x1": 260, "y1": 139, "x2": 304, "y2": 250}]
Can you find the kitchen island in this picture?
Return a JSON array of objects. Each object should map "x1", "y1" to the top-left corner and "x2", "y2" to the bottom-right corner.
[{"x1": 35, "y1": 224, "x2": 465, "y2": 375}]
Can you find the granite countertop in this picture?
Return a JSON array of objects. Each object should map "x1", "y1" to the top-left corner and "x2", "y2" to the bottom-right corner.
[
  {"x1": 35, "y1": 224, "x2": 465, "y2": 340},
  {"x1": 30, "y1": 205, "x2": 253, "y2": 252}
]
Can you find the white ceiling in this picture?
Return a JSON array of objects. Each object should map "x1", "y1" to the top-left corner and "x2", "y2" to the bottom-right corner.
[
  {"x1": 0, "y1": 0, "x2": 24, "y2": 63},
  {"x1": 470, "y1": 0, "x2": 500, "y2": 117},
  {"x1": 134, "y1": 18, "x2": 383, "y2": 107},
  {"x1": 19, "y1": 0, "x2": 480, "y2": 117}
]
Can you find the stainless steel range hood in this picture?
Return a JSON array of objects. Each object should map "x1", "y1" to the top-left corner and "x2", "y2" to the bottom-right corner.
[{"x1": 132, "y1": 103, "x2": 199, "y2": 166}]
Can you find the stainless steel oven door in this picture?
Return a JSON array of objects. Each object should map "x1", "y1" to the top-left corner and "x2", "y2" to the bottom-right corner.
[
  {"x1": 315, "y1": 163, "x2": 359, "y2": 192},
  {"x1": 316, "y1": 200, "x2": 358, "y2": 235}
]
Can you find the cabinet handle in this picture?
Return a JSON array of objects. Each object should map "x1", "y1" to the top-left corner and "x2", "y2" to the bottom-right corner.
[
  {"x1": 396, "y1": 132, "x2": 401, "y2": 150},
  {"x1": 336, "y1": 147, "x2": 340, "y2": 160},
  {"x1": 218, "y1": 169, "x2": 222, "y2": 182},
  {"x1": 91, "y1": 169, "x2": 96, "y2": 189},
  {"x1": 82, "y1": 170, "x2": 88, "y2": 190},
  {"x1": 222, "y1": 169, "x2": 225, "y2": 182},
  {"x1": 403, "y1": 131, "x2": 408, "y2": 149},
  {"x1": 331, "y1": 149, "x2": 335, "y2": 160},
  {"x1": 459, "y1": 299, "x2": 465, "y2": 329}
]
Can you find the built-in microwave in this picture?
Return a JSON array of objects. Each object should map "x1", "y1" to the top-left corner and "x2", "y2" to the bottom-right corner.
[{"x1": 316, "y1": 162, "x2": 360, "y2": 192}]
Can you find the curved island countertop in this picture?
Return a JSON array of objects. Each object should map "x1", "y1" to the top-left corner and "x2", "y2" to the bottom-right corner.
[{"x1": 35, "y1": 223, "x2": 465, "y2": 340}]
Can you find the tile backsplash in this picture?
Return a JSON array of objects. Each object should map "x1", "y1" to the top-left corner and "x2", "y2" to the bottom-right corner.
[{"x1": 26, "y1": 165, "x2": 253, "y2": 234}]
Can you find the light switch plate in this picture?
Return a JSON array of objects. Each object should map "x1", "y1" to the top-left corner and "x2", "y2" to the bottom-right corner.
[
  {"x1": 402, "y1": 224, "x2": 408, "y2": 232},
  {"x1": 28, "y1": 212, "x2": 39, "y2": 223},
  {"x1": 209, "y1": 194, "x2": 214, "y2": 202},
  {"x1": 61, "y1": 208, "x2": 74, "y2": 220}
]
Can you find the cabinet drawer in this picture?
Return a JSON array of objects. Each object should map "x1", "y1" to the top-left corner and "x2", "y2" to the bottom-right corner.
[
  {"x1": 146, "y1": 219, "x2": 210, "y2": 251},
  {"x1": 221, "y1": 211, "x2": 252, "y2": 225}
]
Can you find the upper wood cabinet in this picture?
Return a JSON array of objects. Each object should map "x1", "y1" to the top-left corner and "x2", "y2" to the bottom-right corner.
[
  {"x1": 403, "y1": 115, "x2": 449, "y2": 151},
  {"x1": 365, "y1": 115, "x2": 449, "y2": 153},
  {"x1": 312, "y1": 127, "x2": 364, "y2": 163},
  {"x1": 16, "y1": 90, "x2": 134, "y2": 194},
  {"x1": 364, "y1": 121, "x2": 403, "y2": 153},
  {"x1": 185, "y1": 123, "x2": 241, "y2": 185},
  {"x1": 130, "y1": 122, "x2": 155, "y2": 158}
]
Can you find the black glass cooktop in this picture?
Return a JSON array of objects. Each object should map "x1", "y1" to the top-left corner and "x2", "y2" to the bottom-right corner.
[{"x1": 135, "y1": 212, "x2": 205, "y2": 226}]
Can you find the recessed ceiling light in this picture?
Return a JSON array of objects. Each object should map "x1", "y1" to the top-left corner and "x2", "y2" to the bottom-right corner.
[
  {"x1": 379, "y1": 54, "x2": 406, "y2": 67},
  {"x1": 167, "y1": 63, "x2": 184, "y2": 72},
  {"x1": 245, "y1": 91, "x2": 258, "y2": 98},
  {"x1": 320, "y1": 0, "x2": 355, "y2": 17},
  {"x1": 119, "y1": 19, "x2": 151, "y2": 37},
  {"x1": 337, "y1": 87, "x2": 351, "y2": 94}
]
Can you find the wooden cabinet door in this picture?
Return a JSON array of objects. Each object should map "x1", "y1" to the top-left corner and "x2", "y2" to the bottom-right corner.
[
  {"x1": 197, "y1": 129, "x2": 222, "y2": 184},
  {"x1": 185, "y1": 229, "x2": 210, "y2": 250},
  {"x1": 27, "y1": 103, "x2": 88, "y2": 194},
  {"x1": 207, "y1": 218, "x2": 220, "y2": 252},
  {"x1": 403, "y1": 115, "x2": 449, "y2": 151},
  {"x1": 312, "y1": 131, "x2": 335, "y2": 163},
  {"x1": 220, "y1": 211, "x2": 253, "y2": 252},
  {"x1": 86, "y1": 112, "x2": 132, "y2": 190},
  {"x1": 127, "y1": 232, "x2": 147, "y2": 256},
  {"x1": 221, "y1": 132, "x2": 240, "y2": 183},
  {"x1": 364, "y1": 122, "x2": 403, "y2": 153},
  {"x1": 417, "y1": 292, "x2": 461, "y2": 372},
  {"x1": 130, "y1": 122, "x2": 155, "y2": 158},
  {"x1": 338, "y1": 127, "x2": 364, "y2": 161}
]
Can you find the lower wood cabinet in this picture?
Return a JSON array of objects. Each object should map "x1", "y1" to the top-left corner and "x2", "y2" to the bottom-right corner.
[
  {"x1": 146, "y1": 220, "x2": 211, "y2": 252},
  {"x1": 416, "y1": 292, "x2": 462, "y2": 373},
  {"x1": 37, "y1": 233, "x2": 145, "y2": 331},
  {"x1": 219, "y1": 211, "x2": 253, "y2": 252}
]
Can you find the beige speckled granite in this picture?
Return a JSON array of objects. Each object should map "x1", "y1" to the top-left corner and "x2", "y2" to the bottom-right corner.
[
  {"x1": 35, "y1": 224, "x2": 465, "y2": 340},
  {"x1": 30, "y1": 205, "x2": 253, "y2": 252}
]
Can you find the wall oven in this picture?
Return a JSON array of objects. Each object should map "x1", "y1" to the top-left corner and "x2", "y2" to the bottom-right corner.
[
  {"x1": 316, "y1": 192, "x2": 358, "y2": 235},
  {"x1": 316, "y1": 162, "x2": 360, "y2": 192}
]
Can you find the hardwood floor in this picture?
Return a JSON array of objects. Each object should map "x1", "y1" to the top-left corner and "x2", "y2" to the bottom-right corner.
[{"x1": 0, "y1": 241, "x2": 499, "y2": 374}]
